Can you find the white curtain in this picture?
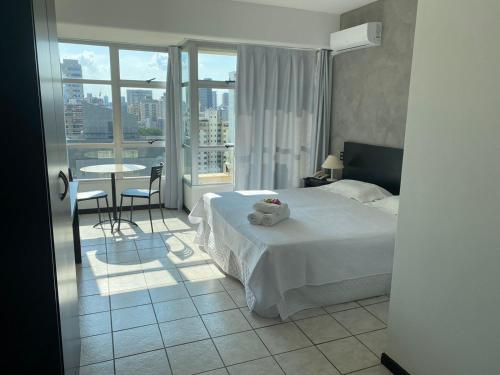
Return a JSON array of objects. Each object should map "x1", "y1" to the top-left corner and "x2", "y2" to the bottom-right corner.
[
  {"x1": 312, "y1": 50, "x2": 332, "y2": 170},
  {"x1": 164, "y1": 47, "x2": 183, "y2": 209},
  {"x1": 235, "y1": 45, "x2": 324, "y2": 190}
]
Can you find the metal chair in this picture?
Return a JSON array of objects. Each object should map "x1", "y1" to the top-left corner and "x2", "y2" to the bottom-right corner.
[
  {"x1": 117, "y1": 163, "x2": 165, "y2": 232},
  {"x1": 68, "y1": 168, "x2": 112, "y2": 229}
]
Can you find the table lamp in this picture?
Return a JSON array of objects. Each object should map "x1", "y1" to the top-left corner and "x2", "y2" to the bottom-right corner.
[{"x1": 321, "y1": 155, "x2": 343, "y2": 181}]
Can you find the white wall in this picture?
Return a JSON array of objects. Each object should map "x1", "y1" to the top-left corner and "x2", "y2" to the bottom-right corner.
[
  {"x1": 387, "y1": 1, "x2": 500, "y2": 374},
  {"x1": 55, "y1": 0, "x2": 339, "y2": 48}
]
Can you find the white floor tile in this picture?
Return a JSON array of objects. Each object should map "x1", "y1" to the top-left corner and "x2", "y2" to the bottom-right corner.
[
  {"x1": 192, "y1": 291, "x2": 236, "y2": 315},
  {"x1": 159, "y1": 316, "x2": 209, "y2": 347},
  {"x1": 153, "y1": 298, "x2": 198, "y2": 322},
  {"x1": 324, "y1": 301, "x2": 361, "y2": 313},
  {"x1": 80, "y1": 311, "x2": 112, "y2": 337},
  {"x1": 202, "y1": 309, "x2": 252, "y2": 337},
  {"x1": 113, "y1": 324, "x2": 164, "y2": 358},
  {"x1": 167, "y1": 339, "x2": 223, "y2": 375},
  {"x1": 365, "y1": 302, "x2": 390, "y2": 324},
  {"x1": 115, "y1": 349, "x2": 171, "y2": 375},
  {"x1": 79, "y1": 360, "x2": 114, "y2": 375},
  {"x1": 275, "y1": 346, "x2": 340, "y2": 375},
  {"x1": 239, "y1": 308, "x2": 286, "y2": 329},
  {"x1": 357, "y1": 329, "x2": 388, "y2": 358},
  {"x1": 110, "y1": 288, "x2": 151, "y2": 310},
  {"x1": 295, "y1": 315, "x2": 351, "y2": 344},
  {"x1": 79, "y1": 295, "x2": 110, "y2": 315},
  {"x1": 226, "y1": 357, "x2": 284, "y2": 375},
  {"x1": 111, "y1": 304, "x2": 157, "y2": 331},
  {"x1": 255, "y1": 322, "x2": 312, "y2": 355},
  {"x1": 214, "y1": 331, "x2": 270, "y2": 366},
  {"x1": 318, "y1": 336, "x2": 379, "y2": 374},
  {"x1": 149, "y1": 283, "x2": 190, "y2": 303},
  {"x1": 185, "y1": 279, "x2": 225, "y2": 297},
  {"x1": 350, "y1": 365, "x2": 392, "y2": 375},
  {"x1": 332, "y1": 308, "x2": 386, "y2": 335},
  {"x1": 80, "y1": 333, "x2": 113, "y2": 366},
  {"x1": 290, "y1": 307, "x2": 327, "y2": 321}
]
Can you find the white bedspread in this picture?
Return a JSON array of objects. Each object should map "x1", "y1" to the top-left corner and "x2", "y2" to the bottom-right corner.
[{"x1": 189, "y1": 187, "x2": 397, "y2": 318}]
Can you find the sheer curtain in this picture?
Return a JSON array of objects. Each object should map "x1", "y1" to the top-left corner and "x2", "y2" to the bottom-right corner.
[
  {"x1": 312, "y1": 50, "x2": 332, "y2": 170},
  {"x1": 235, "y1": 45, "x2": 330, "y2": 190},
  {"x1": 164, "y1": 46, "x2": 183, "y2": 209}
]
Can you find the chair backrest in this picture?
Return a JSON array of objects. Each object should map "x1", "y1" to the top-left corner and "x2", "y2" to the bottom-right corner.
[{"x1": 149, "y1": 163, "x2": 164, "y2": 192}]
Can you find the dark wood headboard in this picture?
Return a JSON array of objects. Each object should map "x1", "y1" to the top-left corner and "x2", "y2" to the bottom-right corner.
[{"x1": 342, "y1": 142, "x2": 404, "y2": 195}]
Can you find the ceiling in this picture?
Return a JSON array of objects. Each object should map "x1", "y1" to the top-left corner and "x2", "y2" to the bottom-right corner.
[{"x1": 230, "y1": 0, "x2": 377, "y2": 14}]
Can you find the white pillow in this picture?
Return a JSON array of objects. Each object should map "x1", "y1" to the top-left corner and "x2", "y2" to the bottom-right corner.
[
  {"x1": 319, "y1": 179, "x2": 392, "y2": 203},
  {"x1": 369, "y1": 196, "x2": 400, "y2": 215}
]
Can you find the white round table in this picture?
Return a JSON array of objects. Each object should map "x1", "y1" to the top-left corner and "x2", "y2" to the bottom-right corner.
[{"x1": 80, "y1": 163, "x2": 146, "y2": 228}]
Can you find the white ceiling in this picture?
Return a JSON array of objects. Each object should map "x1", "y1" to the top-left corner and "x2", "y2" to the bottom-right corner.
[{"x1": 230, "y1": 0, "x2": 377, "y2": 14}]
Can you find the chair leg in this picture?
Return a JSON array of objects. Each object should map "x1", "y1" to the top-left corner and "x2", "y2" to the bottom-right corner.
[
  {"x1": 105, "y1": 196, "x2": 113, "y2": 231},
  {"x1": 96, "y1": 198, "x2": 102, "y2": 228},
  {"x1": 117, "y1": 195, "x2": 124, "y2": 231},
  {"x1": 130, "y1": 197, "x2": 134, "y2": 222},
  {"x1": 148, "y1": 197, "x2": 153, "y2": 232},
  {"x1": 158, "y1": 192, "x2": 165, "y2": 223}
]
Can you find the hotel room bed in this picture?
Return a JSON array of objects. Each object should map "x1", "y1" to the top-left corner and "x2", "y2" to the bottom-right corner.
[
  {"x1": 189, "y1": 186, "x2": 397, "y2": 319},
  {"x1": 189, "y1": 142, "x2": 403, "y2": 318}
]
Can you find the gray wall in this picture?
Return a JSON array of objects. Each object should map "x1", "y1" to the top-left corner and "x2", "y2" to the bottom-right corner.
[
  {"x1": 331, "y1": 0, "x2": 417, "y2": 154},
  {"x1": 387, "y1": 0, "x2": 500, "y2": 373}
]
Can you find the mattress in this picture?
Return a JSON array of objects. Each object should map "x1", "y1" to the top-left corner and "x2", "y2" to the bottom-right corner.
[{"x1": 189, "y1": 187, "x2": 397, "y2": 318}]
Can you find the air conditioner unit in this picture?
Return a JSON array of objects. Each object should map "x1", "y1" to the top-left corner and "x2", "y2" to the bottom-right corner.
[{"x1": 330, "y1": 22, "x2": 382, "y2": 55}]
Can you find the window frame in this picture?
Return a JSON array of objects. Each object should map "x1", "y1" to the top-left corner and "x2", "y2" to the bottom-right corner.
[
  {"x1": 182, "y1": 41, "x2": 237, "y2": 186},
  {"x1": 59, "y1": 39, "x2": 168, "y2": 179}
]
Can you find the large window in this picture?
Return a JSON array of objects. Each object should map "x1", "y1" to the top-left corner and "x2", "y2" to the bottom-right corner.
[
  {"x1": 59, "y1": 42, "x2": 167, "y2": 179},
  {"x1": 182, "y1": 44, "x2": 236, "y2": 186}
]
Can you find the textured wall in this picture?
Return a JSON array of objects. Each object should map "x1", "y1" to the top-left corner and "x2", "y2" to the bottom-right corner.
[{"x1": 330, "y1": 0, "x2": 417, "y2": 154}]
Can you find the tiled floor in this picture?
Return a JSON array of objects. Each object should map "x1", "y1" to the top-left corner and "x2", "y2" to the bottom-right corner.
[{"x1": 77, "y1": 209, "x2": 391, "y2": 375}]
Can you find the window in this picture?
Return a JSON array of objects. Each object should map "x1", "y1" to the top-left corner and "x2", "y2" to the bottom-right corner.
[
  {"x1": 59, "y1": 42, "x2": 167, "y2": 179},
  {"x1": 182, "y1": 44, "x2": 236, "y2": 186}
]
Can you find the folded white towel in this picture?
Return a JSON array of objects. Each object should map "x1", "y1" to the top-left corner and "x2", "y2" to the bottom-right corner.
[
  {"x1": 253, "y1": 201, "x2": 289, "y2": 214},
  {"x1": 247, "y1": 211, "x2": 265, "y2": 225},
  {"x1": 261, "y1": 206, "x2": 290, "y2": 226}
]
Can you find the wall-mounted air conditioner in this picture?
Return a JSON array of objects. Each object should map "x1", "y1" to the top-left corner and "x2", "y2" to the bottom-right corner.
[{"x1": 330, "y1": 22, "x2": 382, "y2": 55}]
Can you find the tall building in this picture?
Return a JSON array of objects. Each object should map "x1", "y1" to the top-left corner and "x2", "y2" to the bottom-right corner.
[
  {"x1": 126, "y1": 89, "x2": 153, "y2": 105},
  {"x1": 222, "y1": 92, "x2": 229, "y2": 107},
  {"x1": 61, "y1": 59, "x2": 83, "y2": 103},
  {"x1": 199, "y1": 78, "x2": 213, "y2": 113}
]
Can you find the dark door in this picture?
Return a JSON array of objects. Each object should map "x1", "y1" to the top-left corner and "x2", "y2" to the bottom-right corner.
[
  {"x1": 33, "y1": 0, "x2": 81, "y2": 373},
  {"x1": 1, "y1": 0, "x2": 80, "y2": 373}
]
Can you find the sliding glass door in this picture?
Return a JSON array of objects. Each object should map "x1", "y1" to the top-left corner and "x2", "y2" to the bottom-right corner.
[{"x1": 182, "y1": 43, "x2": 237, "y2": 186}]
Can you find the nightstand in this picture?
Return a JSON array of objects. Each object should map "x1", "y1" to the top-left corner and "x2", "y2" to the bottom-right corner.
[{"x1": 303, "y1": 177, "x2": 335, "y2": 188}]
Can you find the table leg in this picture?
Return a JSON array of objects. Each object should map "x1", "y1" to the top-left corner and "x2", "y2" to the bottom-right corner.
[{"x1": 111, "y1": 172, "x2": 117, "y2": 220}]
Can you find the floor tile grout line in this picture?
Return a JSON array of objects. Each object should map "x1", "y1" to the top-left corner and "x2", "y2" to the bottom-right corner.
[
  {"x1": 189, "y1": 293, "x2": 228, "y2": 372},
  {"x1": 327, "y1": 310, "x2": 384, "y2": 364},
  {"x1": 290, "y1": 319, "x2": 344, "y2": 375},
  {"x1": 103, "y1": 241, "x2": 117, "y2": 375},
  {"x1": 360, "y1": 303, "x2": 388, "y2": 326},
  {"x1": 144, "y1": 262, "x2": 175, "y2": 375}
]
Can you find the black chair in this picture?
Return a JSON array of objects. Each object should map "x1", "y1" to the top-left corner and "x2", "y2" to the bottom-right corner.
[
  {"x1": 117, "y1": 164, "x2": 165, "y2": 232},
  {"x1": 68, "y1": 168, "x2": 112, "y2": 229}
]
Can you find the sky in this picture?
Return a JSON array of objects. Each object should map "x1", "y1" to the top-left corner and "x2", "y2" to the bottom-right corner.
[{"x1": 59, "y1": 43, "x2": 236, "y2": 103}]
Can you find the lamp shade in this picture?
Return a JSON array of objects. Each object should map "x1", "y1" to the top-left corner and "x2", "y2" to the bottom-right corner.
[{"x1": 321, "y1": 155, "x2": 343, "y2": 170}]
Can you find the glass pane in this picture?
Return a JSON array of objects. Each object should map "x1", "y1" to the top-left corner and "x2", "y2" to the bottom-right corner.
[
  {"x1": 198, "y1": 49, "x2": 236, "y2": 81},
  {"x1": 198, "y1": 88, "x2": 235, "y2": 146},
  {"x1": 63, "y1": 84, "x2": 113, "y2": 143},
  {"x1": 68, "y1": 148, "x2": 115, "y2": 179},
  {"x1": 120, "y1": 88, "x2": 167, "y2": 141},
  {"x1": 181, "y1": 50, "x2": 189, "y2": 83},
  {"x1": 182, "y1": 86, "x2": 190, "y2": 146},
  {"x1": 183, "y1": 146, "x2": 192, "y2": 184},
  {"x1": 119, "y1": 49, "x2": 168, "y2": 81},
  {"x1": 59, "y1": 43, "x2": 110, "y2": 80},
  {"x1": 122, "y1": 147, "x2": 165, "y2": 177},
  {"x1": 197, "y1": 149, "x2": 233, "y2": 185}
]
